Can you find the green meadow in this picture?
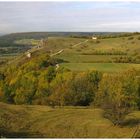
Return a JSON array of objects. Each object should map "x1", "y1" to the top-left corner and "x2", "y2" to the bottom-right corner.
[{"x1": 49, "y1": 35, "x2": 140, "y2": 72}]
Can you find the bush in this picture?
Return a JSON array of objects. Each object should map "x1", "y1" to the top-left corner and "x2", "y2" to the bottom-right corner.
[{"x1": 128, "y1": 37, "x2": 134, "y2": 40}]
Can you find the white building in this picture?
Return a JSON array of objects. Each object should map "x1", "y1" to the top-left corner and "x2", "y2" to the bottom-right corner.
[
  {"x1": 92, "y1": 36, "x2": 97, "y2": 40},
  {"x1": 27, "y1": 52, "x2": 31, "y2": 58},
  {"x1": 56, "y1": 64, "x2": 59, "y2": 70}
]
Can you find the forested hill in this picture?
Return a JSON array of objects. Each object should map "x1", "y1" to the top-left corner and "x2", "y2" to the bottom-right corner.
[
  {"x1": 0, "y1": 47, "x2": 139, "y2": 107},
  {"x1": 0, "y1": 32, "x2": 140, "y2": 106}
]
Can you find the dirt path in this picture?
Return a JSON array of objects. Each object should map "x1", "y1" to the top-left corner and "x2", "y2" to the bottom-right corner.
[
  {"x1": 71, "y1": 39, "x2": 88, "y2": 47},
  {"x1": 50, "y1": 49, "x2": 64, "y2": 57},
  {"x1": 50, "y1": 39, "x2": 88, "y2": 57}
]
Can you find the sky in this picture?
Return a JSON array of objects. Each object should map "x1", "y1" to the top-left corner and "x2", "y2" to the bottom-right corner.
[{"x1": 0, "y1": 1, "x2": 140, "y2": 34}]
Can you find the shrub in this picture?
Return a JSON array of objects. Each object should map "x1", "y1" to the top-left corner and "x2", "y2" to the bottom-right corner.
[{"x1": 128, "y1": 37, "x2": 134, "y2": 40}]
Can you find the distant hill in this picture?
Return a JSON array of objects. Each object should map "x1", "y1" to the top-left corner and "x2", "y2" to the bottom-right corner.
[
  {"x1": 0, "y1": 33, "x2": 5, "y2": 36},
  {"x1": 0, "y1": 31, "x2": 131, "y2": 39},
  {"x1": 0, "y1": 31, "x2": 139, "y2": 48},
  {"x1": 0, "y1": 32, "x2": 89, "y2": 47}
]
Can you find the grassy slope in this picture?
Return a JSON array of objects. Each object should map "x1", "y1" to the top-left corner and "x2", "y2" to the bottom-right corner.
[
  {"x1": 1, "y1": 35, "x2": 140, "y2": 72},
  {"x1": 54, "y1": 35, "x2": 140, "y2": 58},
  {"x1": 0, "y1": 102, "x2": 139, "y2": 138},
  {"x1": 51, "y1": 36, "x2": 140, "y2": 72}
]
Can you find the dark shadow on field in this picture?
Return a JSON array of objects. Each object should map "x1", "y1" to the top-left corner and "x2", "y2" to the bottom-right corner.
[
  {"x1": 0, "y1": 128, "x2": 44, "y2": 138},
  {"x1": 55, "y1": 58, "x2": 69, "y2": 63},
  {"x1": 121, "y1": 118, "x2": 140, "y2": 127}
]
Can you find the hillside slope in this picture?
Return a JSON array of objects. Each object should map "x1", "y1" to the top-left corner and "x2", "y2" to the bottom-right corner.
[
  {"x1": 0, "y1": 102, "x2": 140, "y2": 138},
  {"x1": 1, "y1": 32, "x2": 140, "y2": 72}
]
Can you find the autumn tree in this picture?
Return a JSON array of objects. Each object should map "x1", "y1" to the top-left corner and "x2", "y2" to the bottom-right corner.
[{"x1": 95, "y1": 70, "x2": 139, "y2": 125}]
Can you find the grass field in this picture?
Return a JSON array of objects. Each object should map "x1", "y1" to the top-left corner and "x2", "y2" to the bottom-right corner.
[
  {"x1": 60, "y1": 63, "x2": 140, "y2": 72},
  {"x1": 50, "y1": 36, "x2": 140, "y2": 72},
  {"x1": 0, "y1": 102, "x2": 140, "y2": 138}
]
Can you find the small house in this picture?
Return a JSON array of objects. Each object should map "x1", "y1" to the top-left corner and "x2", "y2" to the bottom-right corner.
[
  {"x1": 27, "y1": 51, "x2": 31, "y2": 58},
  {"x1": 56, "y1": 64, "x2": 59, "y2": 70},
  {"x1": 92, "y1": 36, "x2": 97, "y2": 40}
]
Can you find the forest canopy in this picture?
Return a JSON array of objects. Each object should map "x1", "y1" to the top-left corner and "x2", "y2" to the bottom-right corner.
[{"x1": 0, "y1": 53, "x2": 139, "y2": 111}]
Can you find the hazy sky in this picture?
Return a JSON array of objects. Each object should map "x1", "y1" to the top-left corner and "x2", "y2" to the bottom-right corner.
[{"x1": 0, "y1": 1, "x2": 140, "y2": 33}]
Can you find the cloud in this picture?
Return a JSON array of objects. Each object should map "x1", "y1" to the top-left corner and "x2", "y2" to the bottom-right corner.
[{"x1": 0, "y1": 1, "x2": 140, "y2": 33}]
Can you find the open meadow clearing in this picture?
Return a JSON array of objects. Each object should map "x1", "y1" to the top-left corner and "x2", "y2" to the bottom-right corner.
[{"x1": 0, "y1": 102, "x2": 140, "y2": 138}]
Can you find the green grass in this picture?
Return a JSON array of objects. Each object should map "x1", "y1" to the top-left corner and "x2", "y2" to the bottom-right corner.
[
  {"x1": 60, "y1": 63, "x2": 140, "y2": 72},
  {"x1": 55, "y1": 53, "x2": 114, "y2": 63},
  {"x1": 50, "y1": 36, "x2": 140, "y2": 72},
  {"x1": 0, "y1": 102, "x2": 139, "y2": 138}
]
